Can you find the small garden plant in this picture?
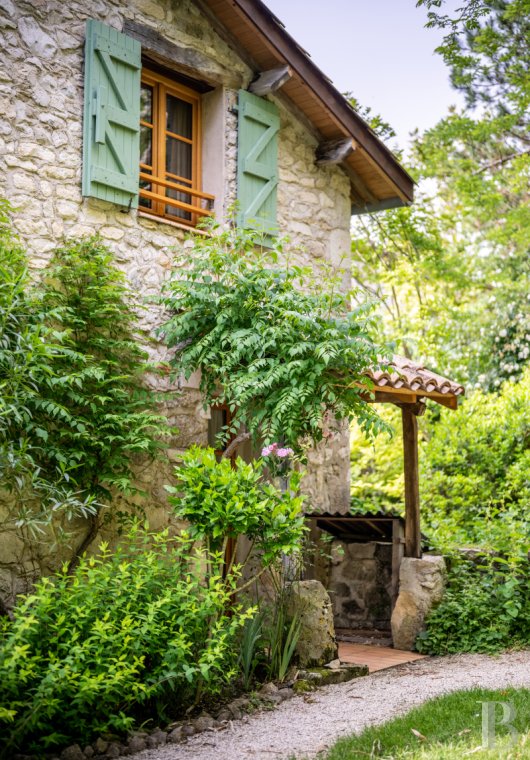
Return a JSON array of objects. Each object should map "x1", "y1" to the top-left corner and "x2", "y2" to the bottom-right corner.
[
  {"x1": 167, "y1": 445, "x2": 306, "y2": 570},
  {"x1": 168, "y1": 446, "x2": 307, "y2": 684},
  {"x1": 417, "y1": 554, "x2": 530, "y2": 655}
]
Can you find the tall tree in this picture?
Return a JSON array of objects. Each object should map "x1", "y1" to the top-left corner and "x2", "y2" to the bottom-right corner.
[{"x1": 352, "y1": 0, "x2": 530, "y2": 388}]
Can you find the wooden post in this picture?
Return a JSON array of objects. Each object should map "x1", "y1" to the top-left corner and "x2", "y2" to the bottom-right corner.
[
  {"x1": 402, "y1": 405, "x2": 421, "y2": 558},
  {"x1": 391, "y1": 518, "x2": 404, "y2": 606}
]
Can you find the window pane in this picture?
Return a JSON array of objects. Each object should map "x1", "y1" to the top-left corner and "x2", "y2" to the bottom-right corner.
[
  {"x1": 139, "y1": 167, "x2": 152, "y2": 209},
  {"x1": 166, "y1": 136, "x2": 192, "y2": 182},
  {"x1": 140, "y1": 124, "x2": 152, "y2": 167},
  {"x1": 166, "y1": 94, "x2": 192, "y2": 139},
  {"x1": 140, "y1": 84, "x2": 153, "y2": 123},
  {"x1": 166, "y1": 186, "x2": 192, "y2": 221}
]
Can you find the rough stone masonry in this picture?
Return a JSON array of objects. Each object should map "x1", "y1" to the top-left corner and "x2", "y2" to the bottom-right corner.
[{"x1": 0, "y1": 0, "x2": 355, "y2": 596}]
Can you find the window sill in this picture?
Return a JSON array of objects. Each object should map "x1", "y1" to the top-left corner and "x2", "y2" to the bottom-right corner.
[{"x1": 137, "y1": 210, "x2": 212, "y2": 236}]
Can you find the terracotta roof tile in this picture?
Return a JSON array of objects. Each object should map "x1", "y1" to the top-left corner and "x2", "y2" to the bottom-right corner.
[{"x1": 368, "y1": 356, "x2": 465, "y2": 397}]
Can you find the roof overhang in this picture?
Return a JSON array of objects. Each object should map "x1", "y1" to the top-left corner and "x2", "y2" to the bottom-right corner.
[
  {"x1": 197, "y1": 0, "x2": 415, "y2": 213},
  {"x1": 307, "y1": 513, "x2": 403, "y2": 542}
]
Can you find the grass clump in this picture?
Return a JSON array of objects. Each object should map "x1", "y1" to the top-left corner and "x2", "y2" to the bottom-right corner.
[{"x1": 325, "y1": 688, "x2": 530, "y2": 759}]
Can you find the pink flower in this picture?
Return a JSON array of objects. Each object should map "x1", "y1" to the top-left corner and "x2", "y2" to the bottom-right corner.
[
  {"x1": 261, "y1": 443, "x2": 293, "y2": 458},
  {"x1": 261, "y1": 442, "x2": 281, "y2": 457}
]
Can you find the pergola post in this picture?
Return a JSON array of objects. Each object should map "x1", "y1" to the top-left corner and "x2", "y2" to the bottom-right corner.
[{"x1": 401, "y1": 404, "x2": 422, "y2": 558}]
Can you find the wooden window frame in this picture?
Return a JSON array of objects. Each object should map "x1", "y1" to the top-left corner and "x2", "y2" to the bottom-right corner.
[
  {"x1": 139, "y1": 69, "x2": 215, "y2": 226},
  {"x1": 209, "y1": 404, "x2": 236, "y2": 463}
]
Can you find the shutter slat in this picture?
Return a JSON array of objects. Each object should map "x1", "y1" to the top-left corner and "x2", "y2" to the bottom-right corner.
[
  {"x1": 82, "y1": 20, "x2": 141, "y2": 207},
  {"x1": 237, "y1": 89, "x2": 279, "y2": 236}
]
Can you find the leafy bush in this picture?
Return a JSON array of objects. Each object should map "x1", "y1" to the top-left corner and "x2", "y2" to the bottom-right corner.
[
  {"x1": 38, "y1": 236, "x2": 166, "y2": 502},
  {"x1": 0, "y1": 526, "x2": 250, "y2": 755},
  {"x1": 417, "y1": 555, "x2": 530, "y2": 655},
  {"x1": 159, "y1": 219, "x2": 389, "y2": 450},
  {"x1": 167, "y1": 446, "x2": 307, "y2": 566},
  {"x1": 421, "y1": 370, "x2": 530, "y2": 552}
]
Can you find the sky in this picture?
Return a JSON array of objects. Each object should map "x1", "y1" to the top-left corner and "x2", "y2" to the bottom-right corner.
[{"x1": 264, "y1": 0, "x2": 465, "y2": 150}]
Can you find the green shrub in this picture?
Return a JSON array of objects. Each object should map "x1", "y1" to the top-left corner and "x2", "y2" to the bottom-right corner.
[
  {"x1": 167, "y1": 446, "x2": 307, "y2": 566},
  {"x1": 38, "y1": 236, "x2": 166, "y2": 502},
  {"x1": 421, "y1": 370, "x2": 530, "y2": 552},
  {"x1": 0, "y1": 202, "x2": 167, "y2": 585},
  {"x1": 417, "y1": 555, "x2": 530, "y2": 654},
  {"x1": 0, "y1": 201, "x2": 96, "y2": 538},
  {"x1": 0, "y1": 526, "x2": 251, "y2": 755}
]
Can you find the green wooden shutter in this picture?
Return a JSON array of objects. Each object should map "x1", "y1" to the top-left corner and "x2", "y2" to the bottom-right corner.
[
  {"x1": 237, "y1": 90, "x2": 279, "y2": 235},
  {"x1": 82, "y1": 20, "x2": 141, "y2": 207}
]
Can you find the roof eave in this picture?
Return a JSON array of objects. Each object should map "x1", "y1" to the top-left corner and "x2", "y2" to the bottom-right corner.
[{"x1": 226, "y1": 0, "x2": 415, "y2": 205}]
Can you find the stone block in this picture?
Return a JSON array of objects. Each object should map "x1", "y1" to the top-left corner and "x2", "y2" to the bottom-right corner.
[
  {"x1": 167, "y1": 727, "x2": 182, "y2": 744},
  {"x1": 18, "y1": 17, "x2": 57, "y2": 59},
  {"x1": 100, "y1": 226, "x2": 125, "y2": 241},
  {"x1": 286, "y1": 580, "x2": 338, "y2": 667},
  {"x1": 391, "y1": 555, "x2": 446, "y2": 651},
  {"x1": 60, "y1": 745, "x2": 84, "y2": 760},
  {"x1": 296, "y1": 663, "x2": 368, "y2": 687},
  {"x1": 347, "y1": 542, "x2": 376, "y2": 560},
  {"x1": 127, "y1": 735, "x2": 147, "y2": 752},
  {"x1": 56, "y1": 200, "x2": 79, "y2": 219}
]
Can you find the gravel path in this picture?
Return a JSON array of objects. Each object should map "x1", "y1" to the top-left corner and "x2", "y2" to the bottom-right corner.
[{"x1": 136, "y1": 651, "x2": 530, "y2": 760}]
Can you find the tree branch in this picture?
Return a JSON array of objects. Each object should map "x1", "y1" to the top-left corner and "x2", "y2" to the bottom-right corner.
[
  {"x1": 222, "y1": 431, "x2": 251, "y2": 459},
  {"x1": 67, "y1": 513, "x2": 99, "y2": 574},
  {"x1": 474, "y1": 149, "x2": 530, "y2": 175}
]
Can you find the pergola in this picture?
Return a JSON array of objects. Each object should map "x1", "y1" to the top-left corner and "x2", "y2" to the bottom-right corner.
[{"x1": 362, "y1": 356, "x2": 465, "y2": 559}]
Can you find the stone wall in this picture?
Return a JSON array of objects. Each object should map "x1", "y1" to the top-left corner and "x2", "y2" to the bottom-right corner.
[
  {"x1": 328, "y1": 541, "x2": 393, "y2": 631},
  {"x1": 0, "y1": 0, "x2": 353, "y2": 598},
  {"x1": 307, "y1": 535, "x2": 394, "y2": 632}
]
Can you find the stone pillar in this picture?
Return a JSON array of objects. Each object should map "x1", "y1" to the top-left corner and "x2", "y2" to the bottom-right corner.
[{"x1": 391, "y1": 555, "x2": 446, "y2": 651}]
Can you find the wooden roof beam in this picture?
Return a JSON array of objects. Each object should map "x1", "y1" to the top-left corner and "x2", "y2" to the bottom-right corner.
[
  {"x1": 315, "y1": 137, "x2": 356, "y2": 166},
  {"x1": 249, "y1": 64, "x2": 292, "y2": 95},
  {"x1": 218, "y1": 0, "x2": 415, "y2": 203}
]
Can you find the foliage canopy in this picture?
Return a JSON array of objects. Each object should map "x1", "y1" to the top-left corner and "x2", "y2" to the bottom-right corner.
[{"x1": 160, "y1": 221, "x2": 389, "y2": 451}]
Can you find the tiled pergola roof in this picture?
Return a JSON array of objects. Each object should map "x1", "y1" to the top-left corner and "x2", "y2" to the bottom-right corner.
[{"x1": 366, "y1": 355, "x2": 465, "y2": 410}]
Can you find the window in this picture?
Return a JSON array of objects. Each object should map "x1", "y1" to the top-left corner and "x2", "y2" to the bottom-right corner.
[
  {"x1": 83, "y1": 21, "x2": 277, "y2": 231},
  {"x1": 139, "y1": 69, "x2": 214, "y2": 226},
  {"x1": 208, "y1": 404, "x2": 234, "y2": 461}
]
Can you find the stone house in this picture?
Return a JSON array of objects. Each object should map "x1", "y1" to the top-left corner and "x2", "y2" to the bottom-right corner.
[{"x1": 0, "y1": 0, "x2": 413, "y2": 598}]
